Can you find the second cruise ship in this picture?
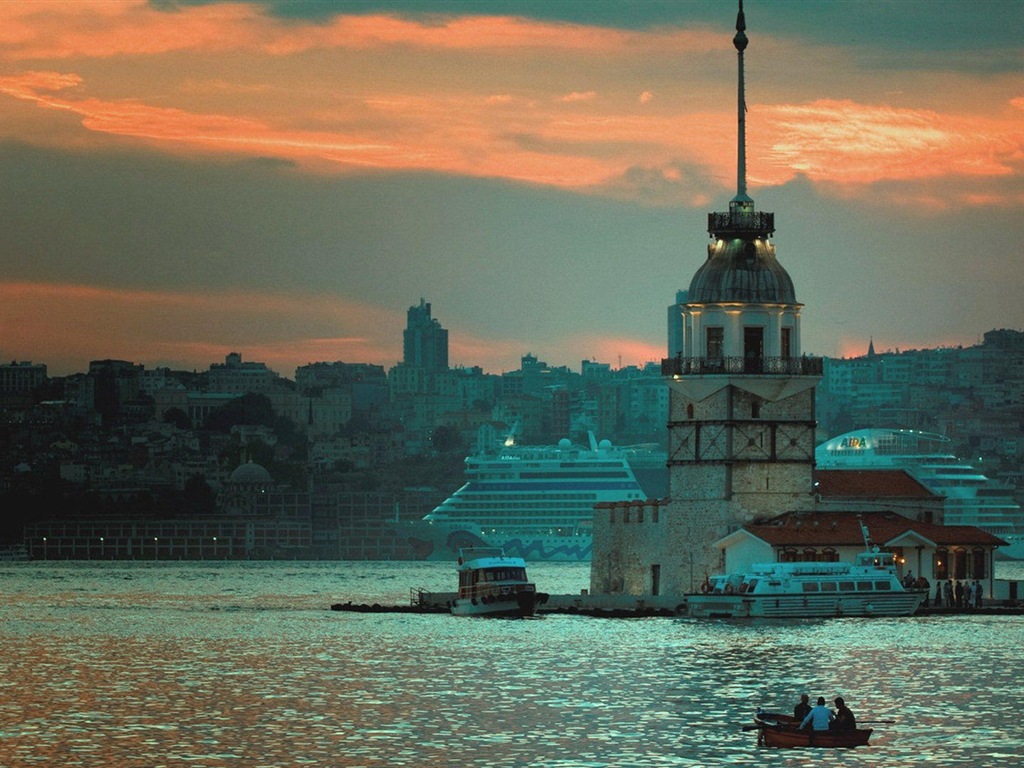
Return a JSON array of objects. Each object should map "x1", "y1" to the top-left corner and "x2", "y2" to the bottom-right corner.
[{"x1": 816, "y1": 428, "x2": 1024, "y2": 560}]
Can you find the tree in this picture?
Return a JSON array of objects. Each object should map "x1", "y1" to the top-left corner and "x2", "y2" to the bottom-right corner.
[
  {"x1": 183, "y1": 474, "x2": 217, "y2": 514},
  {"x1": 163, "y1": 407, "x2": 191, "y2": 430},
  {"x1": 430, "y1": 425, "x2": 465, "y2": 454}
]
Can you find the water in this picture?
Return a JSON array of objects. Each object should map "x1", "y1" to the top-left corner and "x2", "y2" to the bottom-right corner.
[{"x1": 2, "y1": 560, "x2": 1023, "y2": 767}]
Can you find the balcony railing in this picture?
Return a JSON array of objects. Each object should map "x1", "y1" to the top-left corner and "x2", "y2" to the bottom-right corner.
[
  {"x1": 661, "y1": 355, "x2": 823, "y2": 377},
  {"x1": 707, "y1": 210, "x2": 775, "y2": 237}
]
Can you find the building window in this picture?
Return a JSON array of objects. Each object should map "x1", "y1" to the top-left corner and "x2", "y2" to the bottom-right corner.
[
  {"x1": 751, "y1": 400, "x2": 760, "y2": 418},
  {"x1": 706, "y1": 327, "x2": 724, "y2": 358},
  {"x1": 781, "y1": 327, "x2": 792, "y2": 358},
  {"x1": 972, "y1": 548, "x2": 987, "y2": 579},
  {"x1": 934, "y1": 548, "x2": 948, "y2": 581},
  {"x1": 687, "y1": 404, "x2": 694, "y2": 419},
  {"x1": 953, "y1": 548, "x2": 968, "y2": 580}
]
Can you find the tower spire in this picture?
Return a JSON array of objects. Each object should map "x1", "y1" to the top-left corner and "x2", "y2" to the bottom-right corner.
[{"x1": 734, "y1": 0, "x2": 748, "y2": 201}]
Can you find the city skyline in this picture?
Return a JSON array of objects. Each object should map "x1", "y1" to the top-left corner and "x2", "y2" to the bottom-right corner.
[{"x1": 0, "y1": 0, "x2": 1021, "y2": 377}]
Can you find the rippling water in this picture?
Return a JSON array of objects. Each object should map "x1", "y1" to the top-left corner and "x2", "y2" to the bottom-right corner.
[{"x1": 2, "y1": 560, "x2": 1023, "y2": 767}]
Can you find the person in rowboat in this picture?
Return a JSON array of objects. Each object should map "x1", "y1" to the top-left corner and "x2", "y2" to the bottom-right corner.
[
  {"x1": 832, "y1": 697, "x2": 857, "y2": 731},
  {"x1": 799, "y1": 697, "x2": 834, "y2": 731},
  {"x1": 793, "y1": 694, "x2": 811, "y2": 721}
]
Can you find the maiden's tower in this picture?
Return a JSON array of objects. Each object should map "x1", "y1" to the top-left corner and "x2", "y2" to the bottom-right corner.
[{"x1": 591, "y1": 1, "x2": 822, "y2": 596}]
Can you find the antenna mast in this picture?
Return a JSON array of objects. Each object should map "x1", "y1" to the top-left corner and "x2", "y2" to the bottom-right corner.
[{"x1": 734, "y1": 0, "x2": 748, "y2": 200}]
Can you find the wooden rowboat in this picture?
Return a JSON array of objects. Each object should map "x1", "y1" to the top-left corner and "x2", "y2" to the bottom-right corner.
[{"x1": 753, "y1": 712, "x2": 872, "y2": 748}]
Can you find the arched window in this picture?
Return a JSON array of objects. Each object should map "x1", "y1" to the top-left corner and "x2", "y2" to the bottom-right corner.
[
  {"x1": 779, "y1": 547, "x2": 798, "y2": 563},
  {"x1": 803, "y1": 547, "x2": 817, "y2": 561},
  {"x1": 821, "y1": 547, "x2": 839, "y2": 562}
]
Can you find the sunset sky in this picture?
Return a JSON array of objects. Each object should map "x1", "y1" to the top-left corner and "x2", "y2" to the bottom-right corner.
[{"x1": 0, "y1": 0, "x2": 1021, "y2": 377}]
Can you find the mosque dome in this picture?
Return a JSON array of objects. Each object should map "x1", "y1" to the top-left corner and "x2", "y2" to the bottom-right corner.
[
  {"x1": 229, "y1": 461, "x2": 272, "y2": 484},
  {"x1": 688, "y1": 238, "x2": 797, "y2": 304}
]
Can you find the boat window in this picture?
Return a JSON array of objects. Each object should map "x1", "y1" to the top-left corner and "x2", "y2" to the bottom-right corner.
[
  {"x1": 875, "y1": 581, "x2": 891, "y2": 590},
  {"x1": 856, "y1": 581, "x2": 874, "y2": 591},
  {"x1": 801, "y1": 582, "x2": 819, "y2": 593},
  {"x1": 838, "y1": 581, "x2": 855, "y2": 591},
  {"x1": 820, "y1": 582, "x2": 837, "y2": 592},
  {"x1": 746, "y1": 579, "x2": 758, "y2": 591}
]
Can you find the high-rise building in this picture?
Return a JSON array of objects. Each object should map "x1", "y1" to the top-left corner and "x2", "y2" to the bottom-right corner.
[
  {"x1": 403, "y1": 299, "x2": 449, "y2": 372},
  {"x1": 666, "y1": 289, "x2": 687, "y2": 358}
]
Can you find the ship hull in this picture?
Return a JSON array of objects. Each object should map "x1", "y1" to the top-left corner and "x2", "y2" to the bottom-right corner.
[{"x1": 402, "y1": 519, "x2": 593, "y2": 562}]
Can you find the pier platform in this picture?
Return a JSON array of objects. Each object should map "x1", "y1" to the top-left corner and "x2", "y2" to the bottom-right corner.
[{"x1": 330, "y1": 591, "x2": 1024, "y2": 617}]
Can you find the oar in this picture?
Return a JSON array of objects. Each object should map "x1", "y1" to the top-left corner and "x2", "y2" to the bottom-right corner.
[{"x1": 859, "y1": 719, "x2": 896, "y2": 724}]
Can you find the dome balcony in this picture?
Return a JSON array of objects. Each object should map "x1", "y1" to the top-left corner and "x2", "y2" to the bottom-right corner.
[{"x1": 661, "y1": 355, "x2": 822, "y2": 377}]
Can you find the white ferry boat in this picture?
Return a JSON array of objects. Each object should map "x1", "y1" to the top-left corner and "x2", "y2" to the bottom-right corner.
[
  {"x1": 816, "y1": 428, "x2": 1024, "y2": 559},
  {"x1": 450, "y1": 547, "x2": 543, "y2": 618},
  {"x1": 685, "y1": 548, "x2": 926, "y2": 619},
  {"x1": 401, "y1": 431, "x2": 666, "y2": 562}
]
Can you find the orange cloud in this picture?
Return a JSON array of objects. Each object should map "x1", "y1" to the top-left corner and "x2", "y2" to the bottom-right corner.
[
  {"x1": 0, "y1": 3, "x2": 721, "y2": 60},
  {"x1": 0, "y1": 3, "x2": 1016, "y2": 210},
  {"x1": 757, "y1": 99, "x2": 1023, "y2": 186}
]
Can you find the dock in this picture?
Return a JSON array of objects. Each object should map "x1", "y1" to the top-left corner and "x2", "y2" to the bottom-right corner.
[{"x1": 330, "y1": 590, "x2": 1024, "y2": 618}]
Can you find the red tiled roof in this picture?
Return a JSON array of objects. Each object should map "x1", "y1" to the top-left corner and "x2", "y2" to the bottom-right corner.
[
  {"x1": 814, "y1": 469, "x2": 937, "y2": 499},
  {"x1": 742, "y1": 510, "x2": 1006, "y2": 548}
]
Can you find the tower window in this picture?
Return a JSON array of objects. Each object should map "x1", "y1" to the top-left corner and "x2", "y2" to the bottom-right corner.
[
  {"x1": 751, "y1": 401, "x2": 760, "y2": 418},
  {"x1": 781, "y1": 327, "x2": 792, "y2": 358},
  {"x1": 706, "y1": 327, "x2": 724, "y2": 358}
]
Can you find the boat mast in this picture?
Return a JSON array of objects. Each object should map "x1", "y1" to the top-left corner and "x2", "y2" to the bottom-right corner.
[{"x1": 858, "y1": 515, "x2": 873, "y2": 551}]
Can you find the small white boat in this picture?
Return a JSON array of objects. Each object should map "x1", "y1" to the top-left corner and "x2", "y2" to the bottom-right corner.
[
  {"x1": 450, "y1": 547, "x2": 544, "y2": 617},
  {"x1": 685, "y1": 526, "x2": 927, "y2": 618}
]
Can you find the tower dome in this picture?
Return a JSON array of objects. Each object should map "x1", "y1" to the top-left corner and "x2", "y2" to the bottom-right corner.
[{"x1": 688, "y1": 237, "x2": 796, "y2": 304}]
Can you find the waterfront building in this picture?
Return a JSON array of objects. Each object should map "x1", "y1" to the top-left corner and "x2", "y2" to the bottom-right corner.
[
  {"x1": 712, "y1": 510, "x2": 1004, "y2": 590},
  {"x1": 592, "y1": 1, "x2": 822, "y2": 595}
]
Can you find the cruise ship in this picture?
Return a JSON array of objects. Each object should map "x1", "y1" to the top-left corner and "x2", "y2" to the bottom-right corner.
[
  {"x1": 400, "y1": 432, "x2": 667, "y2": 562},
  {"x1": 816, "y1": 428, "x2": 1024, "y2": 559}
]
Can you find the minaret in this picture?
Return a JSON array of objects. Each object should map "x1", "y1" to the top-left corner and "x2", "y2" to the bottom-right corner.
[{"x1": 590, "y1": 1, "x2": 822, "y2": 598}]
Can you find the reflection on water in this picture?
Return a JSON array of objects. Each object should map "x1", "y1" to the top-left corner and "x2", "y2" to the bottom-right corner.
[{"x1": 1, "y1": 561, "x2": 1022, "y2": 767}]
